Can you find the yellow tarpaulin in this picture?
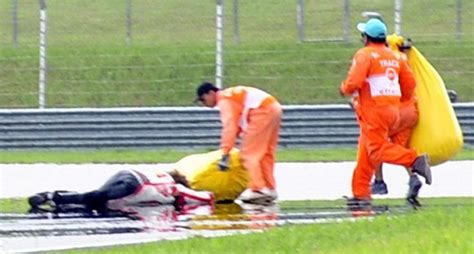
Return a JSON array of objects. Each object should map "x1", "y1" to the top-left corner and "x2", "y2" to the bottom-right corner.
[
  {"x1": 407, "y1": 46, "x2": 463, "y2": 166},
  {"x1": 173, "y1": 149, "x2": 249, "y2": 202}
]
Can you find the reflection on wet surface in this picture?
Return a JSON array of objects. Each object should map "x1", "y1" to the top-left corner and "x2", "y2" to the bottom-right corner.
[
  {"x1": 0, "y1": 202, "x2": 415, "y2": 253},
  {"x1": 0, "y1": 203, "x2": 402, "y2": 234}
]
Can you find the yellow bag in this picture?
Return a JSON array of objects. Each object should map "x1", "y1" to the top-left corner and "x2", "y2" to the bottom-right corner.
[
  {"x1": 173, "y1": 149, "x2": 249, "y2": 202},
  {"x1": 407, "y1": 46, "x2": 463, "y2": 166},
  {"x1": 386, "y1": 33, "x2": 405, "y2": 52}
]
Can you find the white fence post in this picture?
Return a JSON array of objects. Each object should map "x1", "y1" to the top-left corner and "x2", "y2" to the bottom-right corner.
[
  {"x1": 342, "y1": 0, "x2": 350, "y2": 42},
  {"x1": 296, "y1": 0, "x2": 305, "y2": 42},
  {"x1": 215, "y1": 0, "x2": 224, "y2": 88},
  {"x1": 394, "y1": 0, "x2": 402, "y2": 35},
  {"x1": 38, "y1": 0, "x2": 48, "y2": 109},
  {"x1": 456, "y1": 0, "x2": 462, "y2": 40},
  {"x1": 126, "y1": 0, "x2": 132, "y2": 45},
  {"x1": 232, "y1": 0, "x2": 240, "y2": 44},
  {"x1": 12, "y1": 0, "x2": 18, "y2": 47}
]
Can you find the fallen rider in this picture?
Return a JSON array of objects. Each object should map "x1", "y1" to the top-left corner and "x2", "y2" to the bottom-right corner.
[{"x1": 28, "y1": 169, "x2": 214, "y2": 215}]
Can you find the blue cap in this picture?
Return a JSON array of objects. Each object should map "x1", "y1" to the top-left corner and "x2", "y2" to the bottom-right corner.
[{"x1": 357, "y1": 18, "x2": 387, "y2": 39}]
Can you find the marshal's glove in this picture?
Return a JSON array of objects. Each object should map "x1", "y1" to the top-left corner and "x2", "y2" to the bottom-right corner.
[{"x1": 218, "y1": 154, "x2": 230, "y2": 171}]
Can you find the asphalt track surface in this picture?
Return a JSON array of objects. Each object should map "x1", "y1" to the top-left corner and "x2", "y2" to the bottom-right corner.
[
  {"x1": 0, "y1": 161, "x2": 472, "y2": 253},
  {"x1": 1, "y1": 161, "x2": 472, "y2": 199}
]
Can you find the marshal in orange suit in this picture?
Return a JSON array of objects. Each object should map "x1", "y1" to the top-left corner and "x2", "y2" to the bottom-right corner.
[
  {"x1": 371, "y1": 34, "x2": 421, "y2": 204},
  {"x1": 195, "y1": 82, "x2": 282, "y2": 204},
  {"x1": 339, "y1": 19, "x2": 432, "y2": 208}
]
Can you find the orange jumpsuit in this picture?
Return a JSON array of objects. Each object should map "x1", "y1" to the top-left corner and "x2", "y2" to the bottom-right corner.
[
  {"x1": 373, "y1": 51, "x2": 418, "y2": 180},
  {"x1": 340, "y1": 42, "x2": 418, "y2": 199},
  {"x1": 389, "y1": 52, "x2": 418, "y2": 146},
  {"x1": 216, "y1": 86, "x2": 282, "y2": 191}
]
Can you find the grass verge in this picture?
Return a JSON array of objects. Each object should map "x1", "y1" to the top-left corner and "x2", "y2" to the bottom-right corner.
[{"x1": 0, "y1": 147, "x2": 472, "y2": 164}]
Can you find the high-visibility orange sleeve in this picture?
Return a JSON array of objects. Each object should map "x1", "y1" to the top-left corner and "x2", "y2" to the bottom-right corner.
[
  {"x1": 217, "y1": 99, "x2": 241, "y2": 155},
  {"x1": 340, "y1": 50, "x2": 370, "y2": 96}
]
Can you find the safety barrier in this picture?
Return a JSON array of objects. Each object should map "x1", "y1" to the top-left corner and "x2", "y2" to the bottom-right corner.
[{"x1": 0, "y1": 103, "x2": 472, "y2": 150}]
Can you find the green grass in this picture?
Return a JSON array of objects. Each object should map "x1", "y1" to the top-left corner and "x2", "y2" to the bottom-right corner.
[
  {"x1": 0, "y1": 147, "x2": 472, "y2": 164},
  {"x1": 0, "y1": 198, "x2": 26, "y2": 213},
  {"x1": 0, "y1": 0, "x2": 472, "y2": 107}
]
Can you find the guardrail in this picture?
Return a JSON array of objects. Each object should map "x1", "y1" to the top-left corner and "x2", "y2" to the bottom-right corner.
[{"x1": 0, "y1": 103, "x2": 472, "y2": 150}]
